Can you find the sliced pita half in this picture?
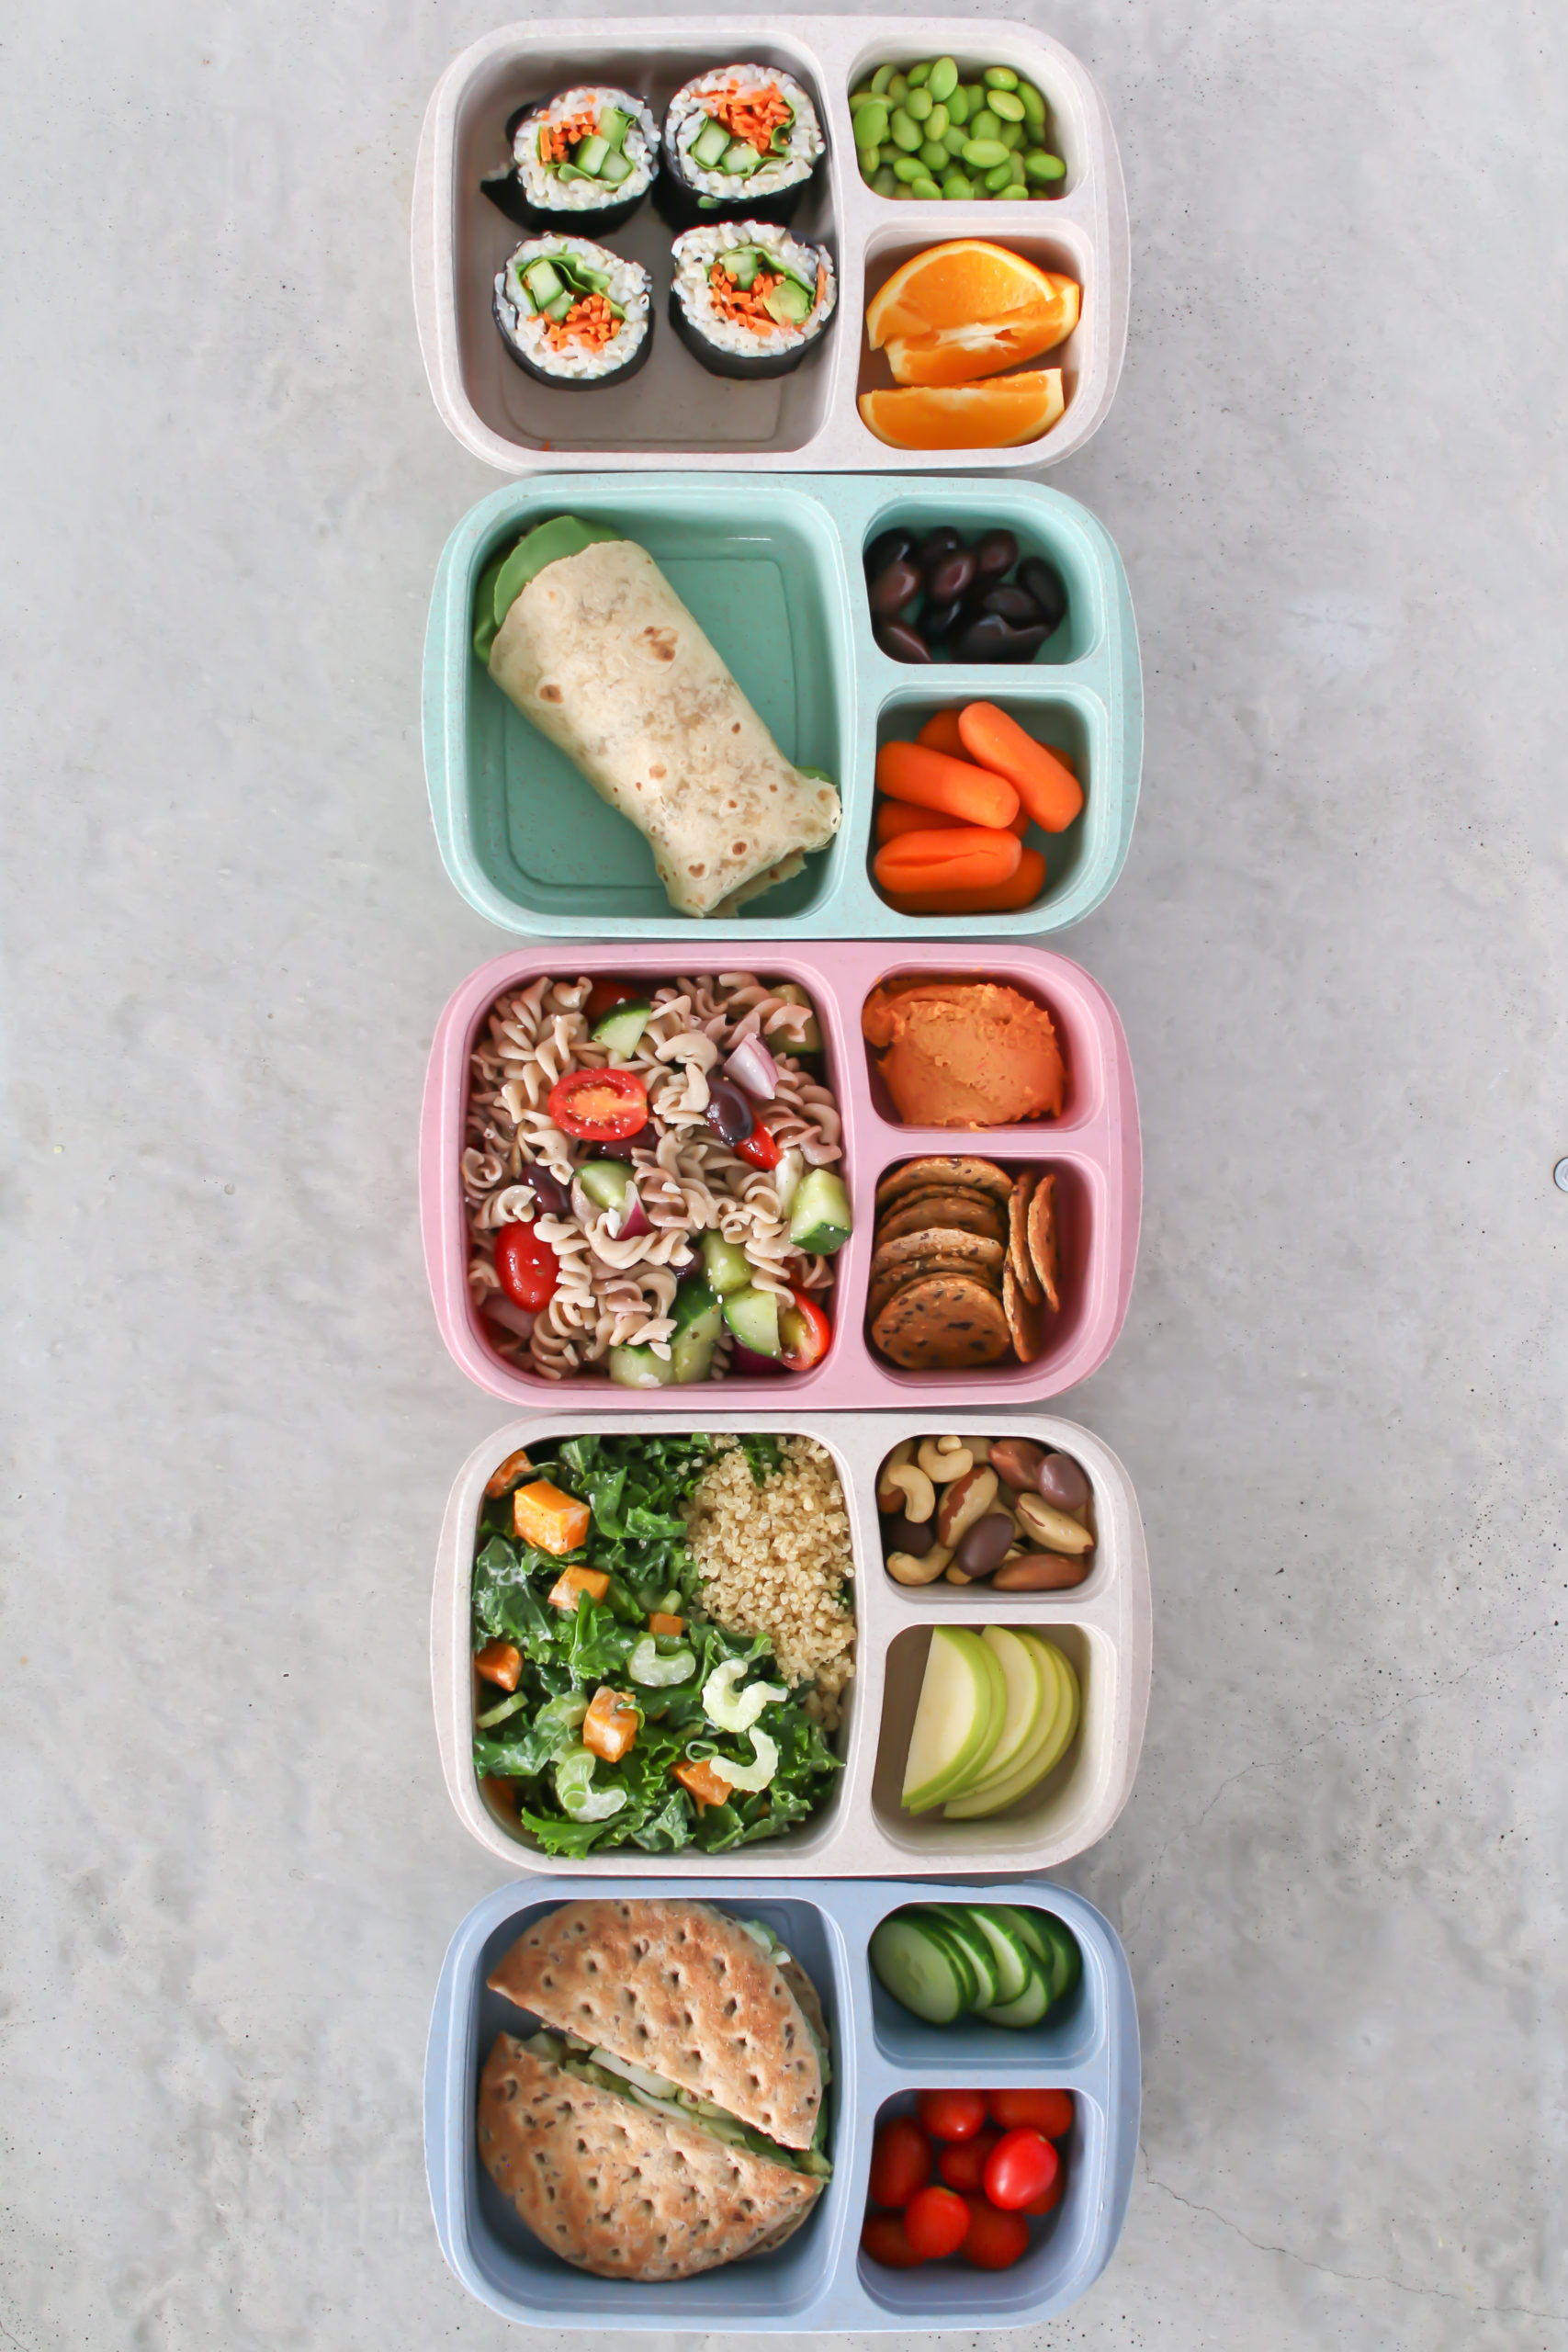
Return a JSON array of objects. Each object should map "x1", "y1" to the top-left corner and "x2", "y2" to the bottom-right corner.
[
  {"x1": 487, "y1": 1899, "x2": 822, "y2": 2150},
  {"x1": 477, "y1": 2037, "x2": 822, "y2": 2283}
]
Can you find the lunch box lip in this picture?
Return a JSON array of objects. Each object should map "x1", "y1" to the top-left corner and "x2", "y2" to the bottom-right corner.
[
  {"x1": 430, "y1": 1411, "x2": 1151, "y2": 1881},
  {"x1": 424, "y1": 1872, "x2": 1140, "y2": 2331}
]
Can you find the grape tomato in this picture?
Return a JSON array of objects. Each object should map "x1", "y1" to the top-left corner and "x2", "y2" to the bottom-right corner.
[
  {"x1": 868, "y1": 2115, "x2": 931, "y2": 2209},
  {"x1": 916, "y1": 2088, "x2": 989, "y2": 2142},
  {"x1": 987, "y1": 2086, "x2": 1074, "y2": 2139},
  {"x1": 936, "y1": 2125, "x2": 998, "y2": 2194},
  {"x1": 860, "y1": 2211, "x2": 925, "y2": 2268},
  {"x1": 959, "y1": 2196, "x2": 1030, "y2": 2270},
  {"x1": 982, "y1": 2127, "x2": 1059, "y2": 2212},
  {"x1": 903, "y1": 2184, "x2": 971, "y2": 2261}
]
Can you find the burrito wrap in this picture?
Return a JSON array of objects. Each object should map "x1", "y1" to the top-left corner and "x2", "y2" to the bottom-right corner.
[{"x1": 488, "y1": 539, "x2": 840, "y2": 918}]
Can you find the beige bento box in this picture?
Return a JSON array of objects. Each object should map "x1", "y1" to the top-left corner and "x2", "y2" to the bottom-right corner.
[{"x1": 431, "y1": 1411, "x2": 1149, "y2": 1876}]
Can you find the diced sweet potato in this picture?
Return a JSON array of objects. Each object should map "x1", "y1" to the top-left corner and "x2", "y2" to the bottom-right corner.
[
  {"x1": 547, "y1": 1566, "x2": 610, "y2": 1611},
  {"x1": 514, "y1": 1479, "x2": 592, "y2": 1555},
  {"x1": 474, "y1": 1639, "x2": 523, "y2": 1691},
  {"x1": 582, "y1": 1685, "x2": 639, "y2": 1764},
  {"x1": 648, "y1": 1611, "x2": 685, "y2": 1638},
  {"x1": 673, "y1": 1757, "x2": 735, "y2": 1809},
  {"x1": 484, "y1": 1446, "x2": 535, "y2": 1499}
]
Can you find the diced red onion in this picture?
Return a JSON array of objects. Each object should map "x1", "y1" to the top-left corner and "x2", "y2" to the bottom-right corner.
[
  {"x1": 615, "y1": 1188, "x2": 652, "y2": 1239},
  {"x1": 725, "y1": 1035, "x2": 779, "y2": 1101},
  {"x1": 483, "y1": 1295, "x2": 536, "y2": 1340},
  {"x1": 728, "y1": 1341, "x2": 785, "y2": 1376}
]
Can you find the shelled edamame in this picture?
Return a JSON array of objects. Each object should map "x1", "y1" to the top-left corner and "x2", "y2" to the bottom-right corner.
[{"x1": 849, "y1": 58, "x2": 1066, "y2": 200}]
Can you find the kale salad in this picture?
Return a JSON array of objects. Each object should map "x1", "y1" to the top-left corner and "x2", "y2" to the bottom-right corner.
[{"x1": 470, "y1": 1432, "x2": 847, "y2": 1857}]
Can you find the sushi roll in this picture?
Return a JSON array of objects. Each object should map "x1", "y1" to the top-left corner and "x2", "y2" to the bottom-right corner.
[
  {"x1": 670, "y1": 222, "x2": 837, "y2": 380},
  {"x1": 482, "y1": 85, "x2": 659, "y2": 233},
  {"x1": 658, "y1": 64, "x2": 825, "y2": 227},
  {"x1": 492, "y1": 235, "x2": 652, "y2": 390}
]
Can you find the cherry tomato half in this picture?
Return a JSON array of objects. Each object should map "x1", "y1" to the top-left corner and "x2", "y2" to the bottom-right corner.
[
  {"x1": 861, "y1": 2211, "x2": 925, "y2": 2268},
  {"x1": 494, "y1": 1221, "x2": 560, "y2": 1311},
  {"x1": 584, "y1": 978, "x2": 645, "y2": 1026},
  {"x1": 937, "y1": 2125, "x2": 998, "y2": 2196},
  {"x1": 868, "y1": 2116, "x2": 932, "y2": 2209},
  {"x1": 987, "y1": 2087, "x2": 1075, "y2": 2140},
  {"x1": 959, "y1": 2197, "x2": 1030, "y2": 2270},
  {"x1": 983, "y1": 2128, "x2": 1059, "y2": 2213},
  {"x1": 779, "y1": 1286, "x2": 831, "y2": 1372},
  {"x1": 903, "y1": 2185, "x2": 971, "y2": 2262},
  {"x1": 547, "y1": 1067, "x2": 648, "y2": 1142},
  {"x1": 917, "y1": 2089, "x2": 989, "y2": 2143},
  {"x1": 734, "y1": 1117, "x2": 781, "y2": 1170}
]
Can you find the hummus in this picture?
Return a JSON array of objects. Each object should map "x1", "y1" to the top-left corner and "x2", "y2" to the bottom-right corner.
[{"x1": 862, "y1": 979, "x2": 1066, "y2": 1129}]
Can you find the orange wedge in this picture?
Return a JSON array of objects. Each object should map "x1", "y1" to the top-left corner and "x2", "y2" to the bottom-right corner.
[
  {"x1": 859, "y1": 371, "x2": 1066, "y2": 452},
  {"x1": 885, "y1": 278, "x2": 1079, "y2": 387},
  {"x1": 866, "y1": 241, "x2": 1074, "y2": 345}
]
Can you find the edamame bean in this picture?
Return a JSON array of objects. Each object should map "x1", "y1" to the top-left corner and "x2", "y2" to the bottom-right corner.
[
  {"x1": 909, "y1": 173, "x2": 942, "y2": 199},
  {"x1": 998, "y1": 119, "x2": 1023, "y2": 151},
  {"x1": 929, "y1": 56, "x2": 958, "y2": 102},
  {"x1": 964, "y1": 84, "x2": 986, "y2": 110},
  {"x1": 984, "y1": 158, "x2": 1016, "y2": 191},
  {"x1": 961, "y1": 136, "x2": 1009, "y2": 169},
  {"x1": 906, "y1": 60, "x2": 931, "y2": 87},
  {"x1": 926, "y1": 101, "x2": 948, "y2": 140},
  {"x1": 892, "y1": 153, "x2": 924, "y2": 182},
  {"x1": 984, "y1": 64, "x2": 1018, "y2": 89},
  {"x1": 850, "y1": 86, "x2": 874, "y2": 107},
  {"x1": 945, "y1": 84, "x2": 971, "y2": 125},
  {"x1": 856, "y1": 146, "x2": 881, "y2": 179},
  {"x1": 890, "y1": 107, "x2": 921, "y2": 152},
  {"x1": 871, "y1": 62, "x2": 894, "y2": 94},
  {"x1": 873, "y1": 164, "x2": 897, "y2": 196},
  {"x1": 919, "y1": 139, "x2": 948, "y2": 171},
  {"x1": 1022, "y1": 147, "x2": 1066, "y2": 183},
  {"x1": 997, "y1": 182, "x2": 1028, "y2": 202},
  {"x1": 941, "y1": 168, "x2": 975, "y2": 199},
  {"x1": 942, "y1": 122, "x2": 968, "y2": 155},
  {"x1": 1019, "y1": 79, "x2": 1047, "y2": 126},
  {"x1": 969, "y1": 107, "x2": 1001, "y2": 142},
  {"x1": 907, "y1": 85, "x2": 932, "y2": 120},
  {"x1": 887, "y1": 72, "x2": 908, "y2": 104},
  {"x1": 989, "y1": 88, "x2": 1025, "y2": 120},
  {"x1": 855, "y1": 98, "x2": 889, "y2": 145}
]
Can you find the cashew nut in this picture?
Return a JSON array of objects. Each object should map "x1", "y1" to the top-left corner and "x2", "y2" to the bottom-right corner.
[
  {"x1": 1014, "y1": 1491, "x2": 1096, "y2": 1555},
  {"x1": 875, "y1": 1440, "x2": 917, "y2": 1513},
  {"x1": 884, "y1": 1462, "x2": 936, "y2": 1523},
  {"x1": 918, "y1": 1436, "x2": 973, "y2": 1482},
  {"x1": 886, "y1": 1544, "x2": 952, "y2": 1586},
  {"x1": 935, "y1": 1433, "x2": 966, "y2": 1453},
  {"x1": 944, "y1": 1565, "x2": 974, "y2": 1585}
]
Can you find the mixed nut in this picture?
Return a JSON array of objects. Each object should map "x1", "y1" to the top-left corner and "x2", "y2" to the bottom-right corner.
[{"x1": 877, "y1": 1434, "x2": 1094, "y2": 1587}]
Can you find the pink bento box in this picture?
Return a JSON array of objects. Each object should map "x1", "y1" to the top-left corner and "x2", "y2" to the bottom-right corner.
[{"x1": 420, "y1": 944, "x2": 1141, "y2": 1408}]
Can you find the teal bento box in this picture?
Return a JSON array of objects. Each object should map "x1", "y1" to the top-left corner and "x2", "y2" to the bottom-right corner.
[{"x1": 423, "y1": 474, "x2": 1141, "y2": 940}]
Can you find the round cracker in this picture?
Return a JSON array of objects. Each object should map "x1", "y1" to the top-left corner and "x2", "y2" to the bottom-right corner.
[
  {"x1": 1008, "y1": 1171, "x2": 1042, "y2": 1305},
  {"x1": 870, "y1": 1271, "x2": 1014, "y2": 1370},
  {"x1": 1026, "y1": 1171, "x2": 1062, "y2": 1314},
  {"x1": 877, "y1": 1187, "x2": 1010, "y2": 1247},
  {"x1": 872, "y1": 1225, "x2": 1007, "y2": 1280},
  {"x1": 875, "y1": 1155, "x2": 1013, "y2": 1211},
  {"x1": 1003, "y1": 1260, "x2": 1044, "y2": 1363},
  {"x1": 868, "y1": 1256, "x2": 1004, "y2": 1325}
]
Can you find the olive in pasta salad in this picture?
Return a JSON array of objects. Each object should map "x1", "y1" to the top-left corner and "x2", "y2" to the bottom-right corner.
[{"x1": 463, "y1": 974, "x2": 853, "y2": 1384}]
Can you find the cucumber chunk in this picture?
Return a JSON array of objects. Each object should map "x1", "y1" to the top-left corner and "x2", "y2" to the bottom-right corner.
[
  {"x1": 869, "y1": 1917, "x2": 967, "y2": 2023},
  {"x1": 575, "y1": 133, "x2": 611, "y2": 176},
  {"x1": 722, "y1": 138, "x2": 763, "y2": 175},
  {"x1": 596, "y1": 147, "x2": 634, "y2": 187},
  {"x1": 671, "y1": 1276, "x2": 722, "y2": 1339},
  {"x1": 591, "y1": 999, "x2": 651, "y2": 1054},
  {"x1": 576, "y1": 1159, "x2": 635, "y2": 1216},
  {"x1": 722, "y1": 1284, "x2": 781, "y2": 1357},
  {"x1": 541, "y1": 290, "x2": 574, "y2": 322},
  {"x1": 701, "y1": 1231, "x2": 751, "y2": 1295},
  {"x1": 521, "y1": 257, "x2": 565, "y2": 307},
  {"x1": 598, "y1": 105, "x2": 632, "y2": 153},
  {"x1": 670, "y1": 1326, "x2": 717, "y2": 1385},
  {"x1": 690, "y1": 118, "x2": 731, "y2": 170},
  {"x1": 788, "y1": 1168, "x2": 852, "y2": 1254},
  {"x1": 607, "y1": 1344, "x2": 676, "y2": 1389},
  {"x1": 726, "y1": 245, "x2": 762, "y2": 288}
]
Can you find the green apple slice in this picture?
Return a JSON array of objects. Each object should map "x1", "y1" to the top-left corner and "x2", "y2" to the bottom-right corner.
[
  {"x1": 948, "y1": 1625, "x2": 1045, "y2": 1794},
  {"x1": 900, "y1": 1626, "x2": 1005, "y2": 1813},
  {"x1": 944, "y1": 1635, "x2": 1080, "y2": 1819},
  {"x1": 945, "y1": 1634, "x2": 1063, "y2": 1807}
]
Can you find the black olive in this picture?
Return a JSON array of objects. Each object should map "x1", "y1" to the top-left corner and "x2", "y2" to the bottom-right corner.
[
  {"x1": 869, "y1": 559, "x2": 922, "y2": 617},
  {"x1": 997, "y1": 623, "x2": 1051, "y2": 663},
  {"x1": 982, "y1": 583, "x2": 1045, "y2": 625},
  {"x1": 1019, "y1": 555, "x2": 1068, "y2": 629},
  {"x1": 919, "y1": 598, "x2": 963, "y2": 642},
  {"x1": 864, "y1": 527, "x2": 915, "y2": 578},
  {"x1": 875, "y1": 619, "x2": 933, "y2": 664},
  {"x1": 926, "y1": 548, "x2": 977, "y2": 604},
  {"x1": 592, "y1": 1135, "x2": 637, "y2": 1163},
  {"x1": 525, "y1": 1165, "x2": 571, "y2": 1217},
  {"x1": 917, "y1": 526, "x2": 964, "y2": 568},
  {"x1": 705, "y1": 1077, "x2": 756, "y2": 1146},
  {"x1": 974, "y1": 528, "x2": 1019, "y2": 580},
  {"x1": 953, "y1": 612, "x2": 1017, "y2": 662}
]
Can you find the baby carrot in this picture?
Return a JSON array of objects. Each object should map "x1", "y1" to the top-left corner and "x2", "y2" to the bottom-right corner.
[
  {"x1": 875, "y1": 739, "x2": 1021, "y2": 831},
  {"x1": 917, "y1": 708, "x2": 967, "y2": 758},
  {"x1": 957, "y1": 703, "x2": 1084, "y2": 831},
  {"x1": 876, "y1": 797, "x2": 1028, "y2": 843},
  {"x1": 874, "y1": 825, "x2": 1022, "y2": 895},
  {"x1": 885, "y1": 844, "x2": 1048, "y2": 916}
]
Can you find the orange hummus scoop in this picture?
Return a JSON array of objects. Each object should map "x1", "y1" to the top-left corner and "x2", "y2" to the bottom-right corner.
[{"x1": 862, "y1": 978, "x2": 1066, "y2": 1129}]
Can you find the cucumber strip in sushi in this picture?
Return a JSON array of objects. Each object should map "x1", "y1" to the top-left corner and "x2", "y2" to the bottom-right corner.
[
  {"x1": 669, "y1": 222, "x2": 837, "y2": 379},
  {"x1": 492, "y1": 236, "x2": 652, "y2": 390},
  {"x1": 482, "y1": 85, "x2": 659, "y2": 232},
  {"x1": 658, "y1": 64, "x2": 824, "y2": 226}
]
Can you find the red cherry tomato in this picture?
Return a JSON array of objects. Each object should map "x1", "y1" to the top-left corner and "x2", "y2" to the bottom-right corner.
[
  {"x1": 916, "y1": 2089, "x2": 989, "y2": 2143},
  {"x1": 903, "y1": 2185, "x2": 971, "y2": 2261},
  {"x1": 861, "y1": 2211, "x2": 925, "y2": 2268},
  {"x1": 547, "y1": 1067, "x2": 648, "y2": 1142},
  {"x1": 987, "y1": 2087, "x2": 1075, "y2": 2139},
  {"x1": 983, "y1": 2128, "x2": 1059, "y2": 2212},
  {"x1": 937, "y1": 2126, "x2": 998, "y2": 2195},
  {"x1": 959, "y1": 2197, "x2": 1030, "y2": 2270},
  {"x1": 1022, "y1": 2167, "x2": 1066, "y2": 2217},
  {"x1": 734, "y1": 1116, "x2": 781, "y2": 1170},
  {"x1": 779, "y1": 1286, "x2": 831, "y2": 1372},
  {"x1": 584, "y1": 978, "x2": 645, "y2": 1025},
  {"x1": 493, "y1": 1221, "x2": 560, "y2": 1311},
  {"x1": 868, "y1": 2116, "x2": 931, "y2": 2209}
]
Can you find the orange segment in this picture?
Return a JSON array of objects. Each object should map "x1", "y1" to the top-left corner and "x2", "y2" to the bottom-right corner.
[
  {"x1": 858, "y1": 371, "x2": 1066, "y2": 452},
  {"x1": 866, "y1": 241, "x2": 1073, "y2": 345},
  {"x1": 885, "y1": 278, "x2": 1079, "y2": 387}
]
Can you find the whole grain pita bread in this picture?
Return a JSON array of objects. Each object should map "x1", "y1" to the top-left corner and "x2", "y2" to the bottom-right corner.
[
  {"x1": 875, "y1": 1155, "x2": 1013, "y2": 1211},
  {"x1": 477, "y1": 2037, "x2": 822, "y2": 2283},
  {"x1": 487, "y1": 1899, "x2": 821, "y2": 2149},
  {"x1": 869, "y1": 1271, "x2": 1014, "y2": 1370},
  {"x1": 868, "y1": 1258, "x2": 1004, "y2": 1327}
]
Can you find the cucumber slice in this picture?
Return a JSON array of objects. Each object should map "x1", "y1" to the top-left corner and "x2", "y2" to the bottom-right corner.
[
  {"x1": 541, "y1": 290, "x2": 575, "y2": 322},
  {"x1": 521, "y1": 257, "x2": 565, "y2": 307},
  {"x1": 868, "y1": 1916, "x2": 967, "y2": 2023},
  {"x1": 912, "y1": 1905, "x2": 1000, "y2": 2010},
  {"x1": 721, "y1": 1284, "x2": 781, "y2": 1357},
  {"x1": 762, "y1": 278, "x2": 812, "y2": 325},
  {"x1": 1033, "y1": 1912, "x2": 1083, "y2": 2006},
  {"x1": 976, "y1": 1970, "x2": 1052, "y2": 2029},
  {"x1": 607, "y1": 1343, "x2": 676, "y2": 1389},
  {"x1": 701, "y1": 1231, "x2": 751, "y2": 1296},
  {"x1": 903, "y1": 1912, "x2": 977, "y2": 2010},
  {"x1": 554, "y1": 161, "x2": 587, "y2": 183},
  {"x1": 598, "y1": 105, "x2": 632, "y2": 153},
  {"x1": 690, "y1": 118, "x2": 731, "y2": 170},
  {"x1": 960, "y1": 1906, "x2": 1033, "y2": 2005},
  {"x1": 597, "y1": 147, "x2": 634, "y2": 186},
  {"x1": 722, "y1": 138, "x2": 763, "y2": 175},
  {"x1": 591, "y1": 999, "x2": 651, "y2": 1054},
  {"x1": 726, "y1": 245, "x2": 762, "y2": 288},
  {"x1": 788, "y1": 1168, "x2": 852, "y2": 1255},
  {"x1": 574, "y1": 133, "x2": 611, "y2": 176}
]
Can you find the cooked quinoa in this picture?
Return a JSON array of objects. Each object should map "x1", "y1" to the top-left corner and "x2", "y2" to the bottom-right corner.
[{"x1": 682, "y1": 1436, "x2": 855, "y2": 1731}]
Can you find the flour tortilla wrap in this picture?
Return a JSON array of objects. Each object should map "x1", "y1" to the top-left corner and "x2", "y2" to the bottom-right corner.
[
  {"x1": 477, "y1": 2036, "x2": 823, "y2": 2282},
  {"x1": 486, "y1": 534, "x2": 840, "y2": 917}
]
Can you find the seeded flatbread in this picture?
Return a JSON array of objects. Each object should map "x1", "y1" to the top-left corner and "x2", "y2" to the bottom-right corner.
[
  {"x1": 477, "y1": 2037, "x2": 822, "y2": 2283},
  {"x1": 872, "y1": 1226, "x2": 1007, "y2": 1282},
  {"x1": 1008, "y1": 1171, "x2": 1042, "y2": 1305},
  {"x1": 1027, "y1": 1173, "x2": 1062, "y2": 1315},
  {"x1": 875, "y1": 1187, "x2": 1010, "y2": 1247},
  {"x1": 487, "y1": 1898, "x2": 821, "y2": 2149},
  {"x1": 875, "y1": 1156, "x2": 1013, "y2": 1211},
  {"x1": 868, "y1": 1258, "x2": 1005, "y2": 1327},
  {"x1": 870, "y1": 1271, "x2": 1014, "y2": 1370}
]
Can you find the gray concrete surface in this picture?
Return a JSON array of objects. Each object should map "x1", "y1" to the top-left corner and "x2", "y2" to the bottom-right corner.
[{"x1": 3, "y1": 0, "x2": 1565, "y2": 2345}]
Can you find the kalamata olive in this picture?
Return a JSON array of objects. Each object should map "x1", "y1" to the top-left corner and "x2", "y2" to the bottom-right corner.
[
  {"x1": 875, "y1": 619, "x2": 932, "y2": 663},
  {"x1": 982, "y1": 583, "x2": 1045, "y2": 626},
  {"x1": 987, "y1": 1436, "x2": 1049, "y2": 1493},
  {"x1": 919, "y1": 598, "x2": 963, "y2": 642},
  {"x1": 524, "y1": 1165, "x2": 572, "y2": 1217},
  {"x1": 705, "y1": 1077, "x2": 756, "y2": 1146},
  {"x1": 1038, "y1": 1450, "x2": 1091, "y2": 1510},
  {"x1": 953, "y1": 1511, "x2": 1018, "y2": 1579},
  {"x1": 993, "y1": 1552, "x2": 1090, "y2": 1590},
  {"x1": 865, "y1": 527, "x2": 915, "y2": 577},
  {"x1": 974, "y1": 527, "x2": 1019, "y2": 580},
  {"x1": 869, "y1": 558, "x2": 922, "y2": 616},
  {"x1": 593, "y1": 1134, "x2": 637, "y2": 1162},
  {"x1": 884, "y1": 1510, "x2": 933, "y2": 1558},
  {"x1": 917, "y1": 526, "x2": 963, "y2": 567},
  {"x1": 1018, "y1": 556, "x2": 1067, "y2": 628},
  {"x1": 926, "y1": 548, "x2": 977, "y2": 604}
]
